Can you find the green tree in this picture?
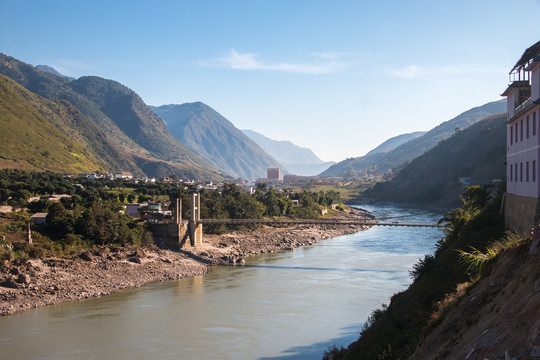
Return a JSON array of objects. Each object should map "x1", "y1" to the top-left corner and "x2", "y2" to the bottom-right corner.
[
  {"x1": 46, "y1": 202, "x2": 66, "y2": 223},
  {"x1": 126, "y1": 193, "x2": 136, "y2": 203},
  {"x1": 27, "y1": 199, "x2": 51, "y2": 213}
]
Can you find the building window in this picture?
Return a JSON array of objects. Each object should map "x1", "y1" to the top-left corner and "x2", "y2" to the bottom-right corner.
[
  {"x1": 527, "y1": 161, "x2": 530, "y2": 182},
  {"x1": 533, "y1": 161, "x2": 537, "y2": 182},
  {"x1": 510, "y1": 164, "x2": 513, "y2": 181},
  {"x1": 515, "y1": 163, "x2": 518, "y2": 181},
  {"x1": 520, "y1": 162, "x2": 523, "y2": 182},
  {"x1": 515, "y1": 123, "x2": 519, "y2": 143},
  {"x1": 527, "y1": 116, "x2": 530, "y2": 138},
  {"x1": 521, "y1": 119, "x2": 524, "y2": 140},
  {"x1": 534, "y1": 112, "x2": 537, "y2": 136},
  {"x1": 511, "y1": 126, "x2": 514, "y2": 145}
]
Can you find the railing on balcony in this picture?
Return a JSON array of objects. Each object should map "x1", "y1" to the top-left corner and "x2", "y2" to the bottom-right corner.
[
  {"x1": 515, "y1": 97, "x2": 533, "y2": 116},
  {"x1": 510, "y1": 67, "x2": 530, "y2": 83}
]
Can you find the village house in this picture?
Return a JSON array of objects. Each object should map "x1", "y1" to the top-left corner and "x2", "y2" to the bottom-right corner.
[
  {"x1": 41, "y1": 195, "x2": 71, "y2": 202},
  {"x1": 30, "y1": 212, "x2": 48, "y2": 225},
  {"x1": 125, "y1": 203, "x2": 141, "y2": 218},
  {"x1": 503, "y1": 40, "x2": 540, "y2": 233}
]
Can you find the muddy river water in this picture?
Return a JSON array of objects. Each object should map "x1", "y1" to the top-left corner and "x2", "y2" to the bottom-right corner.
[{"x1": 0, "y1": 205, "x2": 443, "y2": 359}]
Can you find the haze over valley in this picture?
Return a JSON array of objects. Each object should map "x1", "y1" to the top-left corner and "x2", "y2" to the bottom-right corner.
[{"x1": 1, "y1": 2, "x2": 539, "y2": 360}]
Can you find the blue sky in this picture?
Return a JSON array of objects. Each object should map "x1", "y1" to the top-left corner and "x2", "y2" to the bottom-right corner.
[{"x1": 1, "y1": 0, "x2": 539, "y2": 162}]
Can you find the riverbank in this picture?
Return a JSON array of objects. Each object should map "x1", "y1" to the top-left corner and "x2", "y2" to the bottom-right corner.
[{"x1": 0, "y1": 207, "x2": 371, "y2": 316}]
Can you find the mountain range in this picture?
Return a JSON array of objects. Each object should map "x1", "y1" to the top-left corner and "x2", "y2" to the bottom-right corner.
[
  {"x1": 0, "y1": 51, "x2": 510, "y2": 188},
  {"x1": 365, "y1": 131, "x2": 426, "y2": 156},
  {"x1": 360, "y1": 112, "x2": 507, "y2": 207},
  {"x1": 150, "y1": 102, "x2": 282, "y2": 180},
  {"x1": 242, "y1": 130, "x2": 336, "y2": 176},
  {"x1": 0, "y1": 52, "x2": 225, "y2": 180},
  {"x1": 320, "y1": 100, "x2": 506, "y2": 177},
  {"x1": 3, "y1": 52, "x2": 326, "y2": 181}
]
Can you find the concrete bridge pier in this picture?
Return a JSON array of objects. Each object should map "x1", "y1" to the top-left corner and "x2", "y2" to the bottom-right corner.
[
  {"x1": 188, "y1": 192, "x2": 203, "y2": 247},
  {"x1": 149, "y1": 194, "x2": 203, "y2": 249}
]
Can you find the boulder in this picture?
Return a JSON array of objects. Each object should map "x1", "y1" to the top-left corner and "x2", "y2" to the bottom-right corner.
[
  {"x1": 17, "y1": 273, "x2": 31, "y2": 285},
  {"x1": 131, "y1": 248, "x2": 145, "y2": 259},
  {"x1": 79, "y1": 251, "x2": 93, "y2": 262},
  {"x1": 3, "y1": 277, "x2": 19, "y2": 289},
  {"x1": 128, "y1": 256, "x2": 142, "y2": 264}
]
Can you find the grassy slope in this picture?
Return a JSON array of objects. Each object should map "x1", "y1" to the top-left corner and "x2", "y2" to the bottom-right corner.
[{"x1": 0, "y1": 75, "x2": 103, "y2": 173}]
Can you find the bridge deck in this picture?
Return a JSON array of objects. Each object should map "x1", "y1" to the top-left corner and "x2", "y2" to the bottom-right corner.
[{"x1": 199, "y1": 218, "x2": 442, "y2": 228}]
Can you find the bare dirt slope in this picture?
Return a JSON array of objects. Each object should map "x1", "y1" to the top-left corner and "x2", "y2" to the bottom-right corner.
[{"x1": 409, "y1": 241, "x2": 540, "y2": 360}]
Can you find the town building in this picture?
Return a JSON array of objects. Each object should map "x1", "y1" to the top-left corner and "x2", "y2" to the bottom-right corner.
[
  {"x1": 115, "y1": 172, "x2": 133, "y2": 180},
  {"x1": 267, "y1": 168, "x2": 280, "y2": 180},
  {"x1": 503, "y1": 40, "x2": 540, "y2": 233}
]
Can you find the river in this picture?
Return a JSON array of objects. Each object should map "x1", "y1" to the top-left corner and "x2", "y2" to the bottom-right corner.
[{"x1": 0, "y1": 205, "x2": 443, "y2": 360}]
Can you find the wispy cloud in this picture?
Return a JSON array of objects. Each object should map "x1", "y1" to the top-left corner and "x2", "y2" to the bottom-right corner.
[
  {"x1": 386, "y1": 64, "x2": 425, "y2": 79},
  {"x1": 49, "y1": 59, "x2": 93, "y2": 77},
  {"x1": 202, "y1": 49, "x2": 347, "y2": 74},
  {"x1": 386, "y1": 64, "x2": 505, "y2": 79}
]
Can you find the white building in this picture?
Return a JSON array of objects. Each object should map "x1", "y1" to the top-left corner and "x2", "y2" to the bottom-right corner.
[{"x1": 503, "y1": 40, "x2": 540, "y2": 233}]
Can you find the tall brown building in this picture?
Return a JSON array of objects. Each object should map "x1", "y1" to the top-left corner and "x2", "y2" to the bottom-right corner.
[{"x1": 267, "y1": 168, "x2": 280, "y2": 180}]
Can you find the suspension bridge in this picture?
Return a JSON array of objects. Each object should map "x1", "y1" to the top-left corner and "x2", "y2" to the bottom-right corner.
[
  {"x1": 200, "y1": 218, "x2": 442, "y2": 228},
  {"x1": 148, "y1": 194, "x2": 443, "y2": 249}
]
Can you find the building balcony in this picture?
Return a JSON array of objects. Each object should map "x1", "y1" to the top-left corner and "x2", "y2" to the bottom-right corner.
[{"x1": 515, "y1": 97, "x2": 533, "y2": 113}]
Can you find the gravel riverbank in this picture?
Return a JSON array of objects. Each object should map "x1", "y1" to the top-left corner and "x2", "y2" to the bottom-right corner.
[{"x1": 0, "y1": 208, "x2": 371, "y2": 316}]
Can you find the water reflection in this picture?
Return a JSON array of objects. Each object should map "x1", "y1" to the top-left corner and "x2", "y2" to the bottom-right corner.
[{"x1": 259, "y1": 323, "x2": 364, "y2": 360}]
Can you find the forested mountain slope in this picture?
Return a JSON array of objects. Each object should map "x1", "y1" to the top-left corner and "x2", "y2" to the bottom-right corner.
[
  {"x1": 320, "y1": 100, "x2": 506, "y2": 178},
  {"x1": 365, "y1": 131, "x2": 426, "y2": 156},
  {"x1": 360, "y1": 113, "x2": 507, "y2": 208}
]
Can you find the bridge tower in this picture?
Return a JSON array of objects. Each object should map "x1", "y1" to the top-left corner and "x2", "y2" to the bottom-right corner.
[{"x1": 189, "y1": 192, "x2": 203, "y2": 246}]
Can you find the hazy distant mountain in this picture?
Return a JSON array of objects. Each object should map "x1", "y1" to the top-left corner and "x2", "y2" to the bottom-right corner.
[
  {"x1": 365, "y1": 131, "x2": 426, "y2": 156},
  {"x1": 320, "y1": 100, "x2": 506, "y2": 177},
  {"x1": 242, "y1": 130, "x2": 336, "y2": 176},
  {"x1": 36, "y1": 65, "x2": 75, "y2": 80},
  {"x1": 0, "y1": 52, "x2": 224, "y2": 180},
  {"x1": 360, "y1": 113, "x2": 506, "y2": 208},
  {"x1": 151, "y1": 102, "x2": 283, "y2": 180}
]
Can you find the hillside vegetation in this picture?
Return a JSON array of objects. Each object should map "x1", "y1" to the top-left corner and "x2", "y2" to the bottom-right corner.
[
  {"x1": 328, "y1": 185, "x2": 540, "y2": 360},
  {"x1": 0, "y1": 75, "x2": 103, "y2": 173},
  {"x1": 361, "y1": 113, "x2": 506, "y2": 208},
  {"x1": 328, "y1": 186, "x2": 512, "y2": 359},
  {"x1": 365, "y1": 131, "x2": 426, "y2": 156},
  {"x1": 321, "y1": 100, "x2": 506, "y2": 178}
]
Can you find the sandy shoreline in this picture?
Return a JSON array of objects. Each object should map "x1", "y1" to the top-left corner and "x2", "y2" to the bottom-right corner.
[{"x1": 0, "y1": 208, "x2": 371, "y2": 316}]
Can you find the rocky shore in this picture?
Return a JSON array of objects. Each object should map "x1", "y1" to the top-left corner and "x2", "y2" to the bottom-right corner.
[{"x1": 0, "y1": 207, "x2": 371, "y2": 316}]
